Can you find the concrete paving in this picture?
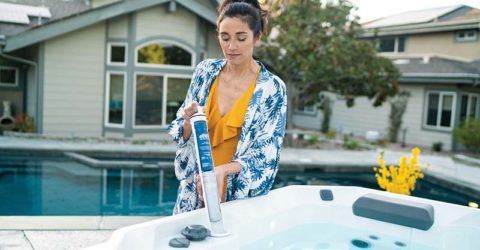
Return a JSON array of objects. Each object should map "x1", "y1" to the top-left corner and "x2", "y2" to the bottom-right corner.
[{"x1": 1, "y1": 135, "x2": 479, "y2": 249}]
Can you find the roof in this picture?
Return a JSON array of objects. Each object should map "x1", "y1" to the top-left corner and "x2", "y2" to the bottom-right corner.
[
  {"x1": 361, "y1": 5, "x2": 480, "y2": 37},
  {"x1": 0, "y1": 0, "x2": 89, "y2": 37},
  {"x1": 1, "y1": 0, "x2": 217, "y2": 52},
  {"x1": 363, "y1": 5, "x2": 463, "y2": 29},
  {"x1": 393, "y1": 56, "x2": 480, "y2": 84}
]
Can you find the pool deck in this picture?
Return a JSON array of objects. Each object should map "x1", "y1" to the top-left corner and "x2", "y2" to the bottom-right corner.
[{"x1": 1, "y1": 136, "x2": 480, "y2": 249}]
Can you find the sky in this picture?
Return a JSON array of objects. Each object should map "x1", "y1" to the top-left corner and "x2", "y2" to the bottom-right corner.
[{"x1": 348, "y1": 0, "x2": 480, "y2": 23}]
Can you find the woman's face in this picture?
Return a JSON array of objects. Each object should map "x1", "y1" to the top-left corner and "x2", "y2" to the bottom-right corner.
[{"x1": 218, "y1": 17, "x2": 260, "y2": 65}]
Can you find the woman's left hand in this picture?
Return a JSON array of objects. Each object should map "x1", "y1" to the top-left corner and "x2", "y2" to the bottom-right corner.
[
  {"x1": 215, "y1": 167, "x2": 227, "y2": 202},
  {"x1": 197, "y1": 167, "x2": 226, "y2": 205}
]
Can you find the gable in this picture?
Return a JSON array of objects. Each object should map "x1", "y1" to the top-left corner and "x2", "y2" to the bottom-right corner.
[{"x1": 2, "y1": 0, "x2": 217, "y2": 52}]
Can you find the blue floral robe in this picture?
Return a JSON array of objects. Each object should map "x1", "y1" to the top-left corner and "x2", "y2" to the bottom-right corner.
[{"x1": 167, "y1": 58, "x2": 287, "y2": 214}]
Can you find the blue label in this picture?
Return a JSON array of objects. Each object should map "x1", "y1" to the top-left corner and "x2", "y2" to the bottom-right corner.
[{"x1": 193, "y1": 120, "x2": 214, "y2": 172}]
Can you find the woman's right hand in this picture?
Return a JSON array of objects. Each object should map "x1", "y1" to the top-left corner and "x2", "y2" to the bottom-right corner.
[
  {"x1": 181, "y1": 102, "x2": 200, "y2": 141},
  {"x1": 196, "y1": 174, "x2": 205, "y2": 208}
]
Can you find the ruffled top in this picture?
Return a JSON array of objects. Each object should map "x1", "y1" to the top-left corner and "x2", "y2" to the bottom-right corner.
[{"x1": 205, "y1": 70, "x2": 259, "y2": 168}]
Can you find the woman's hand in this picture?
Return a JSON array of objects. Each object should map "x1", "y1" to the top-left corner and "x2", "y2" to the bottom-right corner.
[
  {"x1": 215, "y1": 167, "x2": 227, "y2": 202},
  {"x1": 196, "y1": 167, "x2": 227, "y2": 207},
  {"x1": 181, "y1": 102, "x2": 200, "y2": 141}
]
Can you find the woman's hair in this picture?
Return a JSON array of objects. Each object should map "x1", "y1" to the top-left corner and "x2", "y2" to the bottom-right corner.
[{"x1": 217, "y1": 0, "x2": 268, "y2": 38}]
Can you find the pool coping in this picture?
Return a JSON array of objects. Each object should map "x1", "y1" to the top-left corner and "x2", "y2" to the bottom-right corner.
[{"x1": 0, "y1": 216, "x2": 162, "y2": 230}]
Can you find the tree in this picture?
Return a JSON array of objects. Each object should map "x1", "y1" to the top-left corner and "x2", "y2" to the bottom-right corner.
[
  {"x1": 256, "y1": 0, "x2": 400, "y2": 130},
  {"x1": 388, "y1": 91, "x2": 410, "y2": 142}
]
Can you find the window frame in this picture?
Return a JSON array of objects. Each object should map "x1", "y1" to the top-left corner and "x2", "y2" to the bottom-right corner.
[
  {"x1": 294, "y1": 91, "x2": 318, "y2": 116},
  {"x1": 455, "y1": 30, "x2": 478, "y2": 43},
  {"x1": 460, "y1": 93, "x2": 480, "y2": 121},
  {"x1": 378, "y1": 36, "x2": 406, "y2": 54},
  {"x1": 104, "y1": 71, "x2": 127, "y2": 128},
  {"x1": 423, "y1": 90, "x2": 457, "y2": 131},
  {"x1": 133, "y1": 72, "x2": 191, "y2": 128},
  {"x1": 295, "y1": 103, "x2": 317, "y2": 116},
  {"x1": 0, "y1": 66, "x2": 19, "y2": 87},
  {"x1": 134, "y1": 40, "x2": 196, "y2": 70},
  {"x1": 107, "y1": 42, "x2": 128, "y2": 66}
]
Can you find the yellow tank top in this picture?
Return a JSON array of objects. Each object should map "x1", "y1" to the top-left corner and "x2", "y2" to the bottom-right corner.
[{"x1": 205, "y1": 70, "x2": 259, "y2": 168}]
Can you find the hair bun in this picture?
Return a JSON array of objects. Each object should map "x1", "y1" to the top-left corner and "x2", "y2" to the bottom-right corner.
[{"x1": 218, "y1": 0, "x2": 261, "y2": 14}]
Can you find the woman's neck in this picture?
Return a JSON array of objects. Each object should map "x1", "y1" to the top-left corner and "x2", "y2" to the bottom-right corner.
[{"x1": 224, "y1": 59, "x2": 258, "y2": 78}]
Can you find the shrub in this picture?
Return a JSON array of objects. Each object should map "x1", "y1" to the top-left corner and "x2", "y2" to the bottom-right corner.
[
  {"x1": 308, "y1": 134, "x2": 319, "y2": 145},
  {"x1": 454, "y1": 119, "x2": 480, "y2": 153},
  {"x1": 132, "y1": 140, "x2": 146, "y2": 145},
  {"x1": 432, "y1": 142, "x2": 443, "y2": 152},
  {"x1": 14, "y1": 113, "x2": 35, "y2": 133},
  {"x1": 325, "y1": 129, "x2": 336, "y2": 140},
  {"x1": 343, "y1": 135, "x2": 360, "y2": 150},
  {"x1": 376, "y1": 138, "x2": 389, "y2": 147}
]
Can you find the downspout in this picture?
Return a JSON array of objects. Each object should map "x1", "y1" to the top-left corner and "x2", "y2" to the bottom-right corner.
[{"x1": 0, "y1": 45, "x2": 39, "y2": 132}]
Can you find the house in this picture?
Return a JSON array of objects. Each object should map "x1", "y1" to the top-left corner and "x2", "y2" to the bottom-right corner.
[
  {"x1": 293, "y1": 5, "x2": 480, "y2": 151},
  {"x1": 0, "y1": 0, "x2": 222, "y2": 139}
]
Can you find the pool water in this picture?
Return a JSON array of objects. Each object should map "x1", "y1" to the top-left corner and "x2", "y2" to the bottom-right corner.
[
  {"x1": 0, "y1": 155, "x2": 478, "y2": 216},
  {"x1": 241, "y1": 223, "x2": 436, "y2": 250},
  {"x1": 0, "y1": 156, "x2": 178, "y2": 216}
]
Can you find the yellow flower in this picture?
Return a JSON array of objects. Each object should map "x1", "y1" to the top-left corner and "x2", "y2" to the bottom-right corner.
[
  {"x1": 468, "y1": 202, "x2": 479, "y2": 208},
  {"x1": 412, "y1": 147, "x2": 421, "y2": 156},
  {"x1": 373, "y1": 147, "x2": 427, "y2": 196}
]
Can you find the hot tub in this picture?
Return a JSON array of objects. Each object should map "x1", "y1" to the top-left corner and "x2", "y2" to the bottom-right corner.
[{"x1": 86, "y1": 185, "x2": 480, "y2": 249}]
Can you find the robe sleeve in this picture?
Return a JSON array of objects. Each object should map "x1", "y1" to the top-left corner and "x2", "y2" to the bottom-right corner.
[
  {"x1": 167, "y1": 61, "x2": 206, "y2": 181},
  {"x1": 230, "y1": 77, "x2": 287, "y2": 199}
]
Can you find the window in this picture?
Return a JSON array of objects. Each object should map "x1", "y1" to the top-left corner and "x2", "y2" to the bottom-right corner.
[
  {"x1": 455, "y1": 30, "x2": 478, "y2": 42},
  {"x1": 136, "y1": 41, "x2": 193, "y2": 67},
  {"x1": 166, "y1": 77, "x2": 190, "y2": 123},
  {"x1": 379, "y1": 37, "x2": 395, "y2": 52},
  {"x1": 107, "y1": 43, "x2": 127, "y2": 65},
  {"x1": 295, "y1": 93, "x2": 317, "y2": 115},
  {"x1": 424, "y1": 91, "x2": 456, "y2": 130},
  {"x1": 0, "y1": 67, "x2": 18, "y2": 87},
  {"x1": 133, "y1": 74, "x2": 191, "y2": 127},
  {"x1": 134, "y1": 74, "x2": 164, "y2": 127},
  {"x1": 378, "y1": 37, "x2": 406, "y2": 53},
  {"x1": 105, "y1": 72, "x2": 126, "y2": 127},
  {"x1": 460, "y1": 93, "x2": 479, "y2": 122}
]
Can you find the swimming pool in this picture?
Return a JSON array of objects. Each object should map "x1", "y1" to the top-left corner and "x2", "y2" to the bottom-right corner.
[
  {"x1": 0, "y1": 154, "x2": 478, "y2": 216},
  {"x1": 0, "y1": 155, "x2": 177, "y2": 215},
  {"x1": 87, "y1": 186, "x2": 480, "y2": 250}
]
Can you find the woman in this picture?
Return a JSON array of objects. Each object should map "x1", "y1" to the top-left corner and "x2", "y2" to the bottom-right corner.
[{"x1": 167, "y1": 0, "x2": 287, "y2": 214}]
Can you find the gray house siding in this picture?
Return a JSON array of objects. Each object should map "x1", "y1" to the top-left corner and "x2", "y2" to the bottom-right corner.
[
  {"x1": 330, "y1": 95, "x2": 390, "y2": 138},
  {"x1": 206, "y1": 27, "x2": 222, "y2": 59},
  {"x1": 292, "y1": 112, "x2": 322, "y2": 130},
  {"x1": 108, "y1": 15, "x2": 128, "y2": 39},
  {"x1": 136, "y1": 6, "x2": 197, "y2": 46},
  {"x1": 42, "y1": 23, "x2": 106, "y2": 137},
  {"x1": 292, "y1": 83, "x2": 458, "y2": 150}
]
